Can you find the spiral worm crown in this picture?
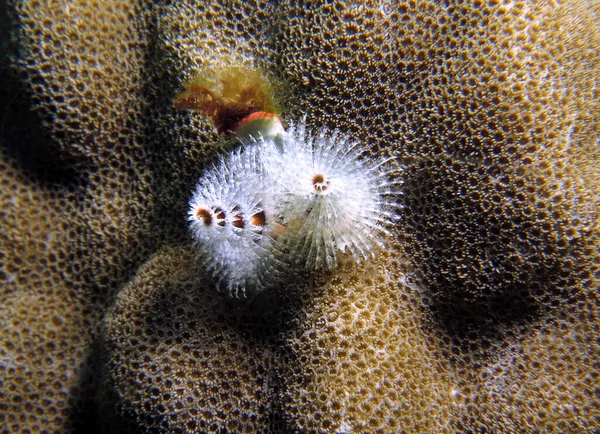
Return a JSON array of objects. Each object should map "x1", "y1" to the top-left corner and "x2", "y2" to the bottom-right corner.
[{"x1": 188, "y1": 120, "x2": 402, "y2": 297}]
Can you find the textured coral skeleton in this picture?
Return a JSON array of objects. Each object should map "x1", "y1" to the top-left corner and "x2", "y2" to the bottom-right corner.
[{"x1": 1, "y1": 0, "x2": 598, "y2": 433}]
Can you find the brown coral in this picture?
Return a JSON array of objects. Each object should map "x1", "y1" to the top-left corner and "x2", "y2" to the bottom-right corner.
[
  {"x1": 1, "y1": 0, "x2": 598, "y2": 433},
  {"x1": 0, "y1": 149, "x2": 85, "y2": 433},
  {"x1": 277, "y1": 253, "x2": 455, "y2": 432},
  {"x1": 100, "y1": 246, "x2": 278, "y2": 433}
]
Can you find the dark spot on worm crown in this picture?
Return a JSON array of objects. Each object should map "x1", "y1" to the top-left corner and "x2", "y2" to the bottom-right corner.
[
  {"x1": 312, "y1": 173, "x2": 330, "y2": 193},
  {"x1": 251, "y1": 210, "x2": 266, "y2": 227},
  {"x1": 232, "y1": 214, "x2": 245, "y2": 228},
  {"x1": 231, "y1": 205, "x2": 245, "y2": 229},
  {"x1": 312, "y1": 173, "x2": 326, "y2": 185},
  {"x1": 195, "y1": 208, "x2": 213, "y2": 226},
  {"x1": 213, "y1": 207, "x2": 226, "y2": 227}
]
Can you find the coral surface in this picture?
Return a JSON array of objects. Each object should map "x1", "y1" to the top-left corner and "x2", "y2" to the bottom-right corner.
[{"x1": 1, "y1": 0, "x2": 598, "y2": 433}]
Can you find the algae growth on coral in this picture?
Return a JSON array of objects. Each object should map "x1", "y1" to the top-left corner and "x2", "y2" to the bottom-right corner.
[{"x1": 1, "y1": 1, "x2": 598, "y2": 433}]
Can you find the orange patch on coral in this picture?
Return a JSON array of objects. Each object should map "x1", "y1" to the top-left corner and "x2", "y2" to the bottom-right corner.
[{"x1": 173, "y1": 65, "x2": 279, "y2": 134}]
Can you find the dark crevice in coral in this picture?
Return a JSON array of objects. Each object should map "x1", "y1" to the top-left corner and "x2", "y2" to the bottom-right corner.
[
  {"x1": 427, "y1": 287, "x2": 540, "y2": 362},
  {"x1": 0, "y1": 5, "x2": 91, "y2": 191},
  {"x1": 401, "y1": 156, "x2": 583, "y2": 362},
  {"x1": 138, "y1": 3, "x2": 203, "y2": 248},
  {"x1": 0, "y1": 93, "x2": 89, "y2": 191},
  {"x1": 69, "y1": 336, "x2": 105, "y2": 434}
]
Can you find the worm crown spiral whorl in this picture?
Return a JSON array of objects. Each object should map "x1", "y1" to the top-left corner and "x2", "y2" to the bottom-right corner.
[{"x1": 188, "y1": 118, "x2": 403, "y2": 297}]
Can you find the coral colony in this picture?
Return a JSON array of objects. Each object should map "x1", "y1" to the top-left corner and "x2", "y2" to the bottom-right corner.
[{"x1": 187, "y1": 114, "x2": 402, "y2": 297}]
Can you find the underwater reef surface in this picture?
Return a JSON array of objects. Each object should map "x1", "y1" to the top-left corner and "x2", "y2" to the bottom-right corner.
[{"x1": 0, "y1": 0, "x2": 598, "y2": 432}]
